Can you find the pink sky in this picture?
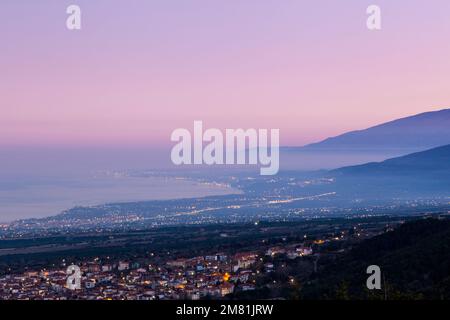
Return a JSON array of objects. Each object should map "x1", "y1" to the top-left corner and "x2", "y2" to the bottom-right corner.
[{"x1": 1, "y1": 0, "x2": 450, "y2": 147}]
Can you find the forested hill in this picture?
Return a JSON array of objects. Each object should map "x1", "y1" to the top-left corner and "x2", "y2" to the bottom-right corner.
[{"x1": 303, "y1": 218, "x2": 450, "y2": 299}]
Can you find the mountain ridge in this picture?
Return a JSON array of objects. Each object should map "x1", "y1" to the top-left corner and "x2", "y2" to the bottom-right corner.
[
  {"x1": 279, "y1": 108, "x2": 450, "y2": 170},
  {"x1": 332, "y1": 144, "x2": 450, "y2": 176},
  {"x1": 294, "y1": 108, "x2": 450, "y2": 151},
  {"x1": 326, "y1": 144, "x2": 450, "y2": 199}
]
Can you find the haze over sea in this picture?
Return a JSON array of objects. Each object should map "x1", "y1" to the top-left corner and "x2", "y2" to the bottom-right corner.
[{"x1": 0, "y1": 172, "x2": 239, "y2": 223}]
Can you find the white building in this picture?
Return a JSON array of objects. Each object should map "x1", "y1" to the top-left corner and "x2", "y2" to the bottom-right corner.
[{"x1": 118, "y1": 261, "x2": 130, "y2": 271}]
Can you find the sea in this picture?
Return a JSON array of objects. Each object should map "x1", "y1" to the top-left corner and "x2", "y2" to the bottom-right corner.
[{"x1": 0, "y1": 174, "x2": 239, "y2": 222}]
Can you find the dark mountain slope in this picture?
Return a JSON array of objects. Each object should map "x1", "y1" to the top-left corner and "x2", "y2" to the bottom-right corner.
[
  {"x1": 303, "y1": 218, "x2": 450, "y2": 299},
  {"x1": 333, "y1": 144, "x2": 450, "y2": 176},
  {"x1": 327, "y1": 145, "x2": 450, "y2": 199}
]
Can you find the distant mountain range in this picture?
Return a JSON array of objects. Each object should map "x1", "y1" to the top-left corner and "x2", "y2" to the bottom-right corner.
[
  {"x1": 281, "y1": 108, "x2": 450, "y2": 170},
  {"x1": 302, "y1": 108, "x2": 450, "y2": 151},
  {"x1": 328, "y1": 144, "x2": 450, "y2": 199},
  {"x1": 333, "y1": 144, "x2": 450, "y2": 176}
]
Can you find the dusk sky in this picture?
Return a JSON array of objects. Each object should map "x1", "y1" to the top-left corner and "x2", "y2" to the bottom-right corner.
[{"x1": 1, "y1": 0, "x2": 450, "y2": 148}]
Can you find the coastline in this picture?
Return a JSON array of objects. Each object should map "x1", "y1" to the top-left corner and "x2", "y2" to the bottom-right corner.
[{"x1": 0, "y1": 175, "x2": 242, "y2": 223}]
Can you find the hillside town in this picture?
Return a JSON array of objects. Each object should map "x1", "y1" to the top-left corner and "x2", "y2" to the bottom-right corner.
[{"x1": 0, "y1": 243, "x2": 314, "y2": 300}]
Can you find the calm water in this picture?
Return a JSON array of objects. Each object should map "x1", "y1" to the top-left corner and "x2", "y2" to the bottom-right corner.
[{"x1": 0, "y1": 175, "x2": 239, "y2": 222}]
